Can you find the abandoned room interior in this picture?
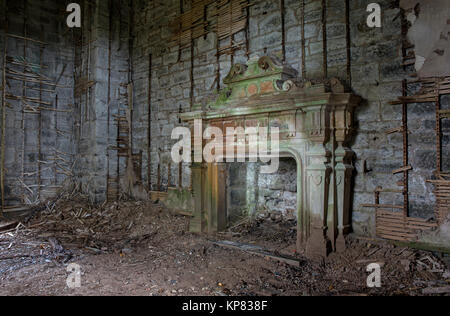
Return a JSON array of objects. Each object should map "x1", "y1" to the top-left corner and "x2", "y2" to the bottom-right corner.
[{"x1": 0, "y1": 0, "x2": 449, "y2": 297}]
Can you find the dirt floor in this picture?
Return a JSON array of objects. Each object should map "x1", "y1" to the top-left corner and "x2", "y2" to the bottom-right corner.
[{"x1": 0, "y1": 196, "x2": 449, "y2": 296}]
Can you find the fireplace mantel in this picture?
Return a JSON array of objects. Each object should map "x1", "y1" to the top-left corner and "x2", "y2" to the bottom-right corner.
[{"x1": 181, "y1": 56, "x2": 361, "y2": 258}]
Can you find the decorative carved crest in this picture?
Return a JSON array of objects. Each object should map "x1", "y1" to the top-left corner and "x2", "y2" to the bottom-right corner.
[
  {"x1": 223, "y1": 63, "x2": 248, "y2": 84},
  {"x1": 222, "y1": 56, "x2": 295, "y2": 85},
  {"x1": 204, "y1": 56, "x2": 349, "y2": 111},
  {"x1": 209, "y1": 56, "x2": 299, "y2": 109}
]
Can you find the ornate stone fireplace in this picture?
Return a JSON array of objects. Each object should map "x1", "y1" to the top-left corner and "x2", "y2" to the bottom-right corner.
[{"x1": 181, "y1": 56, "x2": 361, "y2": 258}]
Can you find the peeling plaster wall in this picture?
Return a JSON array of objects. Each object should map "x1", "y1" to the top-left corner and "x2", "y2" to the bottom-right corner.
[
  {"x1": 420, "y1": 216, "x2": 450, "y2": 250},
  {"x1": 400, "y1": 0, "x2": 450, "y2": 77}
]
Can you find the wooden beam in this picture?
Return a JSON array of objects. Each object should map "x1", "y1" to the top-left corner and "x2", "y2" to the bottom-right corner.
[
  {"x1": 280, "y1": 0, "x2": 286, "y2": 63},
  {"x1": 148, "y1": 53, "x2": 152, "y2": 190},
  {"x1": 6, "y1": 33, "x2": 47, "y2": 45},
  {"x1": 1, "y1": 11, "x2": 8, "y2": 216}
]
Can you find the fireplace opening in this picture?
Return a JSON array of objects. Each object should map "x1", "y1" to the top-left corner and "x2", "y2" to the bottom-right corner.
[{"x1": 226, "y1": 158, "x2": 298, "y2": 252}]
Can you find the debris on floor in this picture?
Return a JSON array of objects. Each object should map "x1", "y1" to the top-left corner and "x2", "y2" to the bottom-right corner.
[{"x1": 0, "y1": 197, "x2": 449, "y2": 296}]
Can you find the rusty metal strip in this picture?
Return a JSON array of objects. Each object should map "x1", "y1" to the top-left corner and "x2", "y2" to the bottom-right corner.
[
  {"x1": 301, "y1": 0, "x2": 306, "y2": 78},
  {"x1": 0, "y1": 5, "x2": 8, "y2": 215},
  {"x1": 345, "y1": 0, "x2": 351, "y2": 86},
  {"x1": 321, "y1": 0, "x2": 327, "y2": 79},
  {"x1": 38, "y1": 22, "x2": 44, "y2": 202},
  {"x1": 106, "y1": 0, "x2": 112, "y2": 200},
  {"x1": 245, "y1": 2, "x2": 250, "y2": 59},
  {"x1": 148, "y1": 53, "x2": 153, "y2": 190},
  {"x1": 402, "y1": 79, "x2": 409, "y2": 217},
  {"x1": 21, "y1": 0, "x2": 28, "y2": 204},
  {"x1": 436, "y1": 86, "x2": 442, "y2": 175}
]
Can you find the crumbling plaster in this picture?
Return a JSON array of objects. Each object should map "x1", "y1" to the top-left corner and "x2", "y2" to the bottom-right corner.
[{"x1": 400, "y1": 0, "x2": 450, "y2": 77}]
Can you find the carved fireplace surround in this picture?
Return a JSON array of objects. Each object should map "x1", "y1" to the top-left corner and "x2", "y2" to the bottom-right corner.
[{"x1": 181, "y1": 56, "x2": 361, "y2": 258}]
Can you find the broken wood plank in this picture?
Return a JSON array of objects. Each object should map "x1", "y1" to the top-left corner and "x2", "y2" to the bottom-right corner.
[
  {"x1": 422, "y1": 286, "x2": 450, "y2": 295},
  {"x1": 393, "y1": 166, "x2": 412, "y2": 174},
  {"x1": 176, "y1": 211, "x2": 194, "y2": 217},
  {"x1": 0, "y1": 221, "x2": 18, "y2": 232},
  {"x1": 386, "y1": 127, "x2": 403, "y2": 135},
  {"x1": 212, "y1": 240, "x2": 301, "y2": 267}
]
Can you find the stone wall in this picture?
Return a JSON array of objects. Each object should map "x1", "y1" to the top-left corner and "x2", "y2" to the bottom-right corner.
[
  {"x1": 1, "y1": 0, "x2": 447, "y2": 241},
  {"x1": 0, "y1": 0, "x2": 76, "y2": 206},
  {"x1": 74, "y1": 0, "x2": 131, "y2": 203},
  {"x1": 349, "y1": 0, "x2": 449, "y2": 235},
  {"x1": 0, "y1": 0, "x2": 133, "y2": 205},
  {"x1": 130, "y1": 0, "x2": 448, "y2": 238}
]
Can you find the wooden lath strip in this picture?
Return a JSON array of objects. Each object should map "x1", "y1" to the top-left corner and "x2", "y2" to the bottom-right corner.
[
  {"x1": 216, "y1": 0, "x2": 249, "y2": 42},
  {"x1": 428, "y1": 178, "x2": 450, "y2": 223},
  {"x1": 1, "y1": 27, "x2": 8, "y2": 214},
  {"x1": 375, "y1": 210, "x2": 438, "y2": 242},
  {"x1": 6, "y1": 33, "x2": 47, "y2": 45},
  {"x1": 169, "y1": 0, "x2": 249, "y2": 53},
  {"x1": 169, "y1": 0, "x2": 216, "y2": 48},
  {"x1": 74, "y1": 77, "x2": 96, "y2": 97}
]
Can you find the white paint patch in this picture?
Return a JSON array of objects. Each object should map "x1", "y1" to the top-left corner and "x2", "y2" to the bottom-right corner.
[
  {"x1": 414, "y1": 55, "x2": 426, "y2": 72},
  {"x1": 406, "y1": 12, "x2": 417, "y2": 25}
]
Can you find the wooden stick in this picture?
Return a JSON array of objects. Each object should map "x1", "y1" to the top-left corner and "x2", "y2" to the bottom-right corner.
[
  {"x1": 6, "y1": 94, "x2": 52, "y2": 106},
  {"x1": 386, "y1": 127, "x2": 403, "y2": 135},
  {"x1": 393, "y1": 166, "x2": 412, "y2": 174},
  {"x1": 345, "y1": 0, "x2": 351, "y2": 86},
  {"x1": 7, "y1": 57, "x2": 46, "y2": 69},
  {"x1": 6, "y1": 74, "x2": 66, "y2": 87},
  {"x1": 37, "y1": 25, "x2": 44, "y2": 202},
  {"x1": 20, "y1": 3, "x2": 28, "y2": 205},
  {"x1": 168, "y1": 163, "x2": 172, "y2": 189},
  {"x1": 301, "y1": 0, "x2": 306, "y2": 78},
  {"x1": 280, "y1": 0, "x2": 286, "y2": 63},
  {"x1": 402, "y1": 79, "x2": 409, "y2": 217},
  {"x1": 1, "y1": 17, "x2": 8, "y2": 216},
  {"x1": 362, "y1": 204, "x2": 404, "y2": 210},
  {"x1": 106, "y1": 0, "x2": 112, "y2": 201},
  {"x1": 148, "y1": 53, "x2": 152, "y2": 190},
  {"x1": 321, "y1": 0, "x2": 328, "y2": 79},
  {"x1": 6, "y1": 33, "x2": 46, "y2": 45},
  {"x1": 157, "y1": 162, "x2": 161, "y2": 191}
]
